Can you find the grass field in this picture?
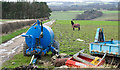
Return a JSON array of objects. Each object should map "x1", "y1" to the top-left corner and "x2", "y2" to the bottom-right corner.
[
  {"x1": 53, "y1": 20, "x2": 118, "y2": 54},
  {"x1": 2, "y1": 52, "x2": 54, "y2": 68},
  {"x1": 50, "y1": 10, "x2": 119, "y2": 21},
  {"x1": 92, "y1": 11, "x2": 119, "y2": 21},
  {"x1": 92, "y1": 13, "x2": 118, "y2": 21},
  {"x1": 2, "y1": 20, "x2": 118, "y2": 68},
  {"x1": 50, "y1": 11, "x2": 83, "y2": 20},
  {"x1": 102, "y1": 11, "x2": 120, "y2": 14}
]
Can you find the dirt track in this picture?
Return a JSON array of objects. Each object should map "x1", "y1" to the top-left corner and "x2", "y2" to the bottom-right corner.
[{"x1": 0, "y1": 20, "x2": 55, "y2": 65}]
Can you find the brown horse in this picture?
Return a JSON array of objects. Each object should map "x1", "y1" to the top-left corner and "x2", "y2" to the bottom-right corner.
[{"x1": 71, "y1": 20, "x2": 80, "y2": 31}]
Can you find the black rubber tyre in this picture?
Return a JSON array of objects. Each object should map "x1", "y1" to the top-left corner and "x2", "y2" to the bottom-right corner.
[{"x1": 23, "y1": 42, "x2": 30, "y2": 56}]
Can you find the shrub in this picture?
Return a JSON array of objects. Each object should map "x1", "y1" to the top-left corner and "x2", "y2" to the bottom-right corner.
[
  {"x1": 2, "y1": 20, "x2": 36, "y2": 34},
  {"x1": 74, "y1": 10, "x2": 103, "y2": 20}
]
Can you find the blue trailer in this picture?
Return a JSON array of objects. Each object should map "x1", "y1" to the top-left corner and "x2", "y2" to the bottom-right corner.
[{"x1": 89, "y1": 28, "x2": 120, "y2": 57}]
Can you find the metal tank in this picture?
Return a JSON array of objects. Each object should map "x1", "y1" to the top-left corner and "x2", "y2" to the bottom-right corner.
[{"x1": 22, "y1": 20, "x2": 59, "y2": 56}]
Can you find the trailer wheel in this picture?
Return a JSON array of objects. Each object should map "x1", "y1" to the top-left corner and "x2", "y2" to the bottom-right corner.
[{"x1": 23, "y1": 42, "x2": 30, "y2": 56}]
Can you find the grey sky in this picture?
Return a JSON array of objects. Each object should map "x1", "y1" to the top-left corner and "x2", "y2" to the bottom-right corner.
[{"x1": 1, "y1": 0, "x2": 119, "y2": 2}]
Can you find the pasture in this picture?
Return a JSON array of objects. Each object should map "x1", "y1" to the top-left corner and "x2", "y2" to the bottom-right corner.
[
  {"x1": 50, "y1": 10, "x2": 120, "y2": 21},
  {"x1": 92, "y1": 11, "x2": 119, "y2": 21},
  {"x1": 53, "y1": 20, "x2": 118, "y2": 54},
  {"x1": 50, "y1": 11, "x2": 83, "y2": 20},
  {"x1": 2, "y1": 20, "x2": 118, "y2": 68}
]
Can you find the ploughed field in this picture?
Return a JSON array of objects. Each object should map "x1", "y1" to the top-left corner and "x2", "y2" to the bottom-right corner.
[{"x1": 2, "y1": 20, "x2": 118, "y2": 68}]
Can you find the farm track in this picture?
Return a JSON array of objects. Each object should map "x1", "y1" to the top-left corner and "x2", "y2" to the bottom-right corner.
[{"x1": 0, "y1": 20, "x2": 55, "y2": 64}]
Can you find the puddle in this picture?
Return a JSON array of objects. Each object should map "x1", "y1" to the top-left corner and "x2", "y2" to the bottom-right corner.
[
  {"x1": 0, "y1": 49, "x2": 7, "y2": 53},
  {"x1": 1, "y1": 56, "x2": 5, "y2": 58},
  {"x1": 1, "y1": 43, "x2": 23, "y2": 63}
]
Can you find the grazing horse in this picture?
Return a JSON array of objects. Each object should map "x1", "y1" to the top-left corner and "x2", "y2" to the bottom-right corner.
[{"x1": 71, "y1": 20, "x2": 80, "y2": 31}]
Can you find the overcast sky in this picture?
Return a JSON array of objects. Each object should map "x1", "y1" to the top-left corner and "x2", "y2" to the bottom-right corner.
[
  {"x1": 1, "y1": 0, "x2": 119, "y2": 2},
  {"x1": 37, "y1": 0, "x2": 119, "y2": 2}
]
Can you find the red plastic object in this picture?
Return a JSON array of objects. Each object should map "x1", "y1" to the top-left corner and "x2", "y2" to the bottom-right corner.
[{"x1": 65, "y1": 55, "x2": 105, "y2": 68}]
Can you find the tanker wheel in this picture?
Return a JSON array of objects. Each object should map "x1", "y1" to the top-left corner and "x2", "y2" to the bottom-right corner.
[{"x1": 23, "y1": 42, "x2": 30, "y2": 56}]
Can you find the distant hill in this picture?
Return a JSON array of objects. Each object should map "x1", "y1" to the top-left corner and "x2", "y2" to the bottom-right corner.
[
  {"x1": 73, "y1": 10, "x2": 103, "y2": 20},
  {"x1": 47, "y1": 2, "x2": 119, "y2": 11}
]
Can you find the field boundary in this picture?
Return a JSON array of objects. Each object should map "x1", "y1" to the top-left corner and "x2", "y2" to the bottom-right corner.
[{"x1": 1, "y1": 19, "x2": 36, "y2": 34}]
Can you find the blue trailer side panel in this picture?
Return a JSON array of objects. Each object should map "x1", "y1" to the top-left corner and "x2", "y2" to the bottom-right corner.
[{"x1": 90, "y1": 40, "x2": 120, "y2": 57}]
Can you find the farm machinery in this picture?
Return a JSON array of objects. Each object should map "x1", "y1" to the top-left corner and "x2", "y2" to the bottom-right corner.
[
  {"x1": 22, "y1": 20, "x2": 59, "y2": 66},
  {"x1": 89, "y1": 28, "x2": 120, "y2": 67}
]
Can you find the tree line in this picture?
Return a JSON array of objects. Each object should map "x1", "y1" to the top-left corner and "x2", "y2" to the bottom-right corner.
[{"x1": 2, "y1": 2, "x2": 52, "y2": 19}]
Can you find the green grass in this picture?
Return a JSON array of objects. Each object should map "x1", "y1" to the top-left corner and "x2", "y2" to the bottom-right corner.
[
  {"x1": 2, "y1": 52, "x2": 54, "y2": 68},
  {"x1": 1, "y1": 27, "x2": 29, "y2": 44},
  {"x1": 93, "y1": 13, "x2": 118, "y2": 21},
  {"x1": 53, "y1": 20, "x2": 118, "y2": 55},
  {"x1": 93, "y1": 11, "x2": 120, "y2": 21},
  {"x1": 2, "y1": 53, "x2": 31, "y2": 68},
  {"x1": 102, "y1": 11, "x2": 120, "y2": 14},
  {"x1": 0, "y1": 19, "x2": 14, "y2": 22},
  {"x1": 2, "y1": 20, "x2": 118, "y2": 68},
  {"x1": 56, "y1": 20, "x2": 118, "y2": 25},
  {"x1": 50, "y1": 10, "x2": 119, "y2": 21},
  {"x1": 50, "y1": 11, "x2": 83, "y2": 20}
]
